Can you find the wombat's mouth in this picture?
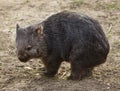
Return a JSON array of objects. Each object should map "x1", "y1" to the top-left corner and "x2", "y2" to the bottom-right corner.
[
  {"x1": 19, "y1": 58, "x2": 30, "y2": 62},
  {"x1": 18, "y1": 56, "x2": 30, "y2": 62}
]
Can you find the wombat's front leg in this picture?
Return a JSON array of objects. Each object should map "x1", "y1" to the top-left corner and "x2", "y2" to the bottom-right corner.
[{"x1": 42, "y1": 55, "x2": 62, "y2": 77}]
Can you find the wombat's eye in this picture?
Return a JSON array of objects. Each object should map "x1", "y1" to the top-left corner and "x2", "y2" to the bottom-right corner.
[{"x1": 26, "y1": 45, "x2": 32, "y2": 51}]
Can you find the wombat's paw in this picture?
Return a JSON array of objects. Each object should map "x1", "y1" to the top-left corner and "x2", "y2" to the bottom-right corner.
[
  {"x1": 67, "y1": 69, "x2": 93, "y2": 80},
  {"x1": 67, "y1": 75, "x2": 73, "y2": 80},
  {"x1": 67, "y1": 75, "x2": 82, "y2": 80},
  {"x1": 81, "y1": 68, "x2": 93, "y2": 78},
  {"x1": 42, "y1": 71, "x2": 55, "y2": 77}
]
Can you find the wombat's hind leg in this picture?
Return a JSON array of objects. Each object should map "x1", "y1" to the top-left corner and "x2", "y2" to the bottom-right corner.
[
  {"x1": 67, "y1": 61, "x2": 93, "y2": 80},
  {"x1": 78, "y1": 67, "x2": 93, "y2": 80},
  {"x1": 67, "y1": 61, "x2": 83, "y2": 80}
]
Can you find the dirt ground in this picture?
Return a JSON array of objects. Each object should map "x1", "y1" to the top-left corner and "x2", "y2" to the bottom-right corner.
[{"x1": 0, "y1": 0, "x2": 120, "y2": 91}]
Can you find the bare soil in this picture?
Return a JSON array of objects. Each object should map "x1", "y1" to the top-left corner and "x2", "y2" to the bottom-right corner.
[{"x1": 0, "y1": 0, "x2": 120, "y2": 91}]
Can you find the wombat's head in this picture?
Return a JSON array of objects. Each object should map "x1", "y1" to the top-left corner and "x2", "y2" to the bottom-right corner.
[{"x1": 16, "y1": 24, "x2": 45, "y2": 62}]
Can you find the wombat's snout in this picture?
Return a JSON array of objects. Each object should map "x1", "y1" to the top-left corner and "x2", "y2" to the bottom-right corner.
[{"x1": 17, "y1": 51, "x2": 29, "y2": 62}]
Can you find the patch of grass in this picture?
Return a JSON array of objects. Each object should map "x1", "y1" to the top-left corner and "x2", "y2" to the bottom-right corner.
[
  {"x1": 24, "y1": 0, "x2": 29, "y2": 3},
  {"x1": 21, "y1": 0, "x2": 29, "y2": 5},
  {"x1": 109, "y1": 40, "x2": 120, "y2": 56},
  {"x1": 114, "y1": 41, "x2": 120, "y2": 48},
  {"x1": 106, "y1": 33, "x2": 113, "y2": 39},
  {"x1": 96, "y1": 0, "x2": 120, "y2": 10},
  {"x1": 72, "y1": 0, "x2": 85, "y2": 5},
  {"x1": 110, "y1": 17, "x2": 119, "y2": 21},
  {"x1": 106, "y1": 2, "x2": 120, "y2": 10},
  {"x1": 70, "y1": 0, "x2": 89, "y2": 9},
  {"x1": 0, "y1": 63, "x2": 2, "y2": 66}
]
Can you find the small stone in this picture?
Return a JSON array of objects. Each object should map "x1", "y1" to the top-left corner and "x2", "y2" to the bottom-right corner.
[
  {"x1": 107, "y1": 86, "x2": 110, "y2": 90},
  {"x1": 24, "y1": 67, "x2": 32, "y2": 70}
]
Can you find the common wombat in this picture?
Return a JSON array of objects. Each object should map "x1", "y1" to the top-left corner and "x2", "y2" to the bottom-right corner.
[{"x1": 16, "y1": 11, "x2": 110, "y2": 80}]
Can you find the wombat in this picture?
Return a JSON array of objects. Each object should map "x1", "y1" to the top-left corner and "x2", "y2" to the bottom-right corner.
[{"x1": 16, "y1": 11, "x2": 110, "y2": 80}]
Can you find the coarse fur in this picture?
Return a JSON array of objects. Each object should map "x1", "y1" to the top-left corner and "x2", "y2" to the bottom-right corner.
[{"x1": 16, "y1": 11, "x2": 110, "y2": 80}]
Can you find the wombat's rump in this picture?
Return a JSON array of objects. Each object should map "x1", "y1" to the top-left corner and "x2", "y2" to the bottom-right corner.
[{"x1": 16, "y1": 11, "x2": 110, "y2": 80}]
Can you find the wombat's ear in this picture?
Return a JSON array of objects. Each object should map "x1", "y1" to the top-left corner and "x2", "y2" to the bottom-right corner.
[
  {"x1": 16, "y1": 24, "x2": 20, "y2": 30},
  {"x1": 36, "y1": 25, "x2": 43, "y2": 34}
]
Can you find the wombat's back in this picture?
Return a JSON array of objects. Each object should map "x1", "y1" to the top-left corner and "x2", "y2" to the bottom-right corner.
[{"x1": 43, "y1": 11, "x2": 109, "y2": 66}]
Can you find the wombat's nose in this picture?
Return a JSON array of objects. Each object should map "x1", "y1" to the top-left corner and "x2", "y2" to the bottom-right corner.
[
  {"x1": 18, "y1": 55, "x2": 26, "y2": 61},
  {"x1": 17, "y1": 53, "x2": 29, "y2": 62}
]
